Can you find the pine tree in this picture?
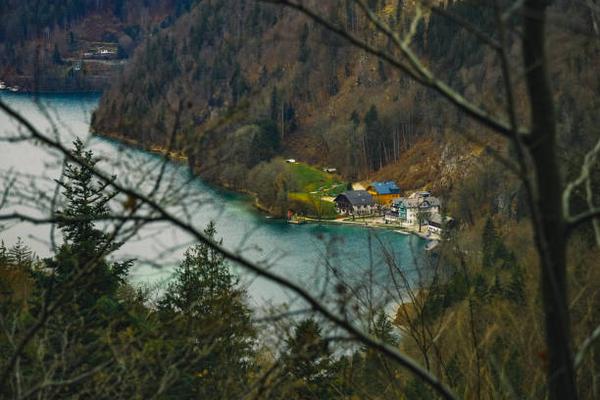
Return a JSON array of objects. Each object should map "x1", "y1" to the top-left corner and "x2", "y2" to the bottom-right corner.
[
  {"x1": 378, "y1": 59, "x2": 387, "y2": 82},
  {"x1": 298, "y1": 23, "x2": 310, "y2": 62},
  {"x1": 161, "y1": 222, "x2": 235, "y2": 315},
  {"x1": 22, "y1": 140, "x2": 133, "y2": 398},
  {"x1": 350, "y1": 110, "x2": 360, "y2": 127},
  {"x1": 364, "y1": 105, "x2": 384, "y2": 170},
  {"x1": 506, "y1": 265, "x2": 526, "y2": 305},
  {"x1": 230, "y1": 62, "x2": 248, "y2": 104},
  {"x1": 482, "y1": 217, "x2": 499, "y2": 268},
  {"x1": 52, "y1": 43, "x2": 62, "y2": 65},
  {"x1": 282, "y1": 318, "x2": 334, "y2": 399},
  {"x1": 491, "y1": 274, "x2": 503, "y2": 297},
  {"x1": 8, "y1": 237, "x2": 32, "y2": 268},
  {"x1": 482, "y1": 217, "x2": 515, "y2": 269},
  {"x1": 361, "y1": 312, "x2": 401, "y2": 396},
  {"x1": 159, "y1": 222, "x2": 256, "y2": 399},
  {"x1": 42, "y1": 138, "x2": 130, "y2": 310},
  {"x1": 0, "y1": 241, "x2": 9, "y2": 266}
]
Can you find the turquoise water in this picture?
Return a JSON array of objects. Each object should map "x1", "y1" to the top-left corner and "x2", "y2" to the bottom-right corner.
[{"x1": 0, "y1": 93, "x2": 426, "y2": 306}]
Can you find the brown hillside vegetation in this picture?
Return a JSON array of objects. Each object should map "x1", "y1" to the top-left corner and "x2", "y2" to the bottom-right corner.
[
  {"x1": 2, "y1": 0, "x2": 600, "y2": 398},
  {"x1": 43, "y1": 0, "x2": 600, "y2": 398}
]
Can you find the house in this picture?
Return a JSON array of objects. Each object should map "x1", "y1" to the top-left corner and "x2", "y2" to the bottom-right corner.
[
  {"x1": 427, "y1": 214, "x2": 444, "y2": 235},
  {"x1": 334, "y1": 190, "x2": 375, "y2": 215},
  {"x1": 391, "y1": 192, "x2": 441, "y2": 225},
  {"x1": 427, "y1": 215, "x2": 454, "y2": 236},
  {"x1": 366, "y1": 181, "x2": 401, "y2": 204}
]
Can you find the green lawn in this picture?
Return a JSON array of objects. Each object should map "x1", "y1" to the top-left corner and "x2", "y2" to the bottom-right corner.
[
  {"x1": 288, "y1": 192, "x2": 337, "y2": 219},
  {"x1": 286, "y1": 162, "x2": 346, "y2": 196},
  {"x1": 284, "y1": 162, "x2": 346, "y2": 218}
]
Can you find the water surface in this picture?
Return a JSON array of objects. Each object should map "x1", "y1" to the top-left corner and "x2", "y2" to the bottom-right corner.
[{"x1": 0, "y1": 93, "x2": 425, "y2": 306}]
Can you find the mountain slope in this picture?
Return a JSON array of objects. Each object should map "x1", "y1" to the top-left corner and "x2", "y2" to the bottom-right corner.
[
  {"x1": 91, "y1": 0, "x2": 600, "y2": 214},
  {"x1": 0, "y1": 0, "x2": 198, "y2": 91}
]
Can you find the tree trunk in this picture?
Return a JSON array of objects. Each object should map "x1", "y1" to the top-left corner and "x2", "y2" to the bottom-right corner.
[{"x1": 522, "y1": 1, "x2": 578, "y2": 398}]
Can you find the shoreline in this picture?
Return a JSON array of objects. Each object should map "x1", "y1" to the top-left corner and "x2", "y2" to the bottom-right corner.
[
  {"x1": 95, "y1": 131, "x2": 276, "y2": 211},
  {"x1": 0, "y1": 90, "x2": 103, "y2": 96},
  {"x1": 95, "y1": 132, "x2": 436, "y2": 242},
  {"x1": 299, "y1": 216, "x2": 440, "y2": 241}
]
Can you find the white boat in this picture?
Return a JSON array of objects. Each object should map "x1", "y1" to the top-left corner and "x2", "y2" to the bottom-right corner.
[
  {"x1": 8, "y1": 86, "x2": 19, "y2": 92},
  {"x1": 425, "y1": 240, "x2": 440, "y2": 251},
  {"x1": 394, "y1": 230, "x2": 411, "y2": 235},
  {"x1": 0, "y1": 82, "x2": 6, "y2": 90}
]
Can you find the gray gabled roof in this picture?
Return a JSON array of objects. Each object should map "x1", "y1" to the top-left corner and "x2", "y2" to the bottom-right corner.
[
  {"x1": 393, "y1": 195, "x2": 441, "y2": 209},
  {"x1": 334, "y1": 190, "x2": 375, "y2": 206},
  {"x1": 423, "y1": 196, "x2": 441, "y2": 207},
  {"x1": 428, "y1": 213, "x2": 443, "y2": 226}
]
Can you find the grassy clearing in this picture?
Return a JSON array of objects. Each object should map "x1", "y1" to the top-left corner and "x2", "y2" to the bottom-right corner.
[
  {"x1": 285, "y1": 162, "x2": 346, "y2": 218},
  {"x1": 286, "y1": 162, "x2": 346, "y2": 196},
  {"x1": 287, "y1": 192, "x2": 337, "y2": 219}
]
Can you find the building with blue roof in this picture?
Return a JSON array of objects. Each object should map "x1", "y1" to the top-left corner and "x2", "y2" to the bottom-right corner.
[{"x1": 366, "y1": 181, "x2": 401, "y2": 204}]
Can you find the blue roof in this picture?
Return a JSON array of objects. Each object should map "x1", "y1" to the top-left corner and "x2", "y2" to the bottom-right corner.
[{"x1": 369, "y1": 181, "x2": 400, "y2": 195}]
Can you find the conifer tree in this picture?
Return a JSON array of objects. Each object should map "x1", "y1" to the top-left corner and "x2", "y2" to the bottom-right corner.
[
  {"x1": 361, "y1": 312, "x2": 401, "y2": 397},
  {"x1": 281, "y1": 318, "x2": 334, "y2": 399},
  {"x1": 159, "y1": 222, "x2": 256, "y2": 399},
  {"x1": 491, "y1": 274, "x2": 503, "y2": 297},
  {"x1": 364, "y1": 105, "x2": 384, "y2": 170},
  {"x1": 350, "y1": 110, "x2": 360, "y2": 127},
  {"x1": 161, "y1": 222, "x2": 237, "y2": 315},
  {"x1": 298, "y1": 23, "x2": 310, "y2": 62},
  {"x1": 506, "y1": 265, "x2": 526, "y2": 305},
  {"x1": 8, "y1": 237, "x2": 32, "y2": 269},
  {"x1": 0, "y1": 241, "x2": 9, "y2": 266},
  {"x1": 52, "y1": 44, "x2": 62, "y2": 65},
  {"x1": 42, "y1": 138, "x2": 130, "y2": 310},
  {"x1": 482, "y1": 217, "x2": 499, "y2": 268}
]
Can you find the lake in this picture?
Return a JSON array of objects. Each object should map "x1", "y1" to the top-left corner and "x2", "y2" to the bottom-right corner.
[{"x1": 0, "y1": 93, "x2": 426, "y2": 308}]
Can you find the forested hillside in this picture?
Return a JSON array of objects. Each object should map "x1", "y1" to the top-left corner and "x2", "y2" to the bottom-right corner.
[
  {"x1": 0, "y1": 0, "x2": 198, "y2": 91},
  {"x1": 92, "y1": 0, "x2": 599, "y2": 211},
  {"x1": 91, "y1": 4, "x2": 600, "y2": 395},
  {"x1": 2, "y1": 0, "x2": 600, "y2": 398}
]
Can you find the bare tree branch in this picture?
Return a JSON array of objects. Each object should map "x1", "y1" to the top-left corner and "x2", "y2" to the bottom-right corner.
[
  {"x1": 0, "y1": 96, "x2": 460, "y2": 400},
  {"x1": 261, "y1": 0, "x2": 528, "y2": 140},
  {"x1": 575, "y1": 323, "x2": 600, "y2": 369}
]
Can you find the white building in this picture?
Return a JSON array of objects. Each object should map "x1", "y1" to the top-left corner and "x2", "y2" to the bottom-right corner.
[{"x1": 391, "y1": 192, "x2": 441, "y2": 225}]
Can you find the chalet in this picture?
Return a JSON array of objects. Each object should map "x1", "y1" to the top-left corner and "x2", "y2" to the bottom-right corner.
[
  {"x1": 334, "y1": 190, "x2": 375, "y2": 215},
  {"x1": 366, "y1": 181, "x2": 401, "y2": 204},
  {"x1": 390, "y1": 192, "x2": 441, "y2": 225}
]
